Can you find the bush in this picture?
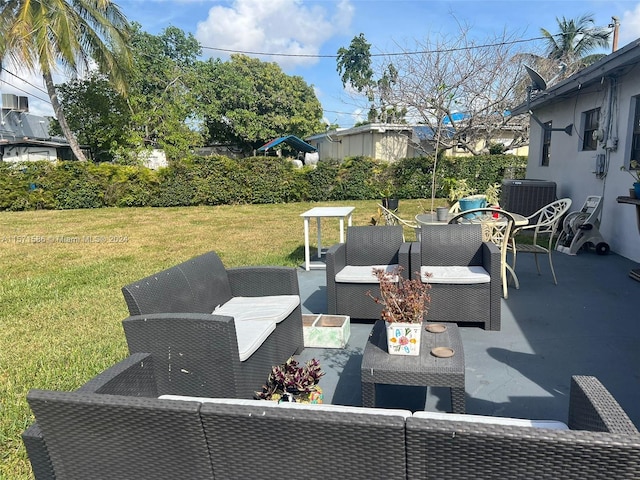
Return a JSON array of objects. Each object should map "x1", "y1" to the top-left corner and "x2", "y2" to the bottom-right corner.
[{"x1": 0, "y1": 154, "x2": 527, "y2": 210}]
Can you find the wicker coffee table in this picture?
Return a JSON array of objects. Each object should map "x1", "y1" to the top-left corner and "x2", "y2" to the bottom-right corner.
[{"x1": 361, "y1": 320, "x2": 465, "y2": 413}]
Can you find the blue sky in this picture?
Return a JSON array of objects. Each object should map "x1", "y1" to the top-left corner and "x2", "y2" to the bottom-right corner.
[{"x1": 3, "y1": 0, "x2": 640, "y2": 127}]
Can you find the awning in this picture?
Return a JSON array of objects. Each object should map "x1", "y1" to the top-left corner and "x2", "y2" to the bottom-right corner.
[{"x1": 258, "y1": 135, "x2": 317, "y2": 153}]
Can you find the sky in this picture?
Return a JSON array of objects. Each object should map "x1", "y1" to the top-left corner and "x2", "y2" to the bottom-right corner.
[{"x1": 2, "y1": 0, "x2": 640, "y2": 128}]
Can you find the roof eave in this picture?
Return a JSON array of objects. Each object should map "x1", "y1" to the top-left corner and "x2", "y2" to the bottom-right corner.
[{"x1": 511, "y1": 38, "x2": 640, "y2": 115}]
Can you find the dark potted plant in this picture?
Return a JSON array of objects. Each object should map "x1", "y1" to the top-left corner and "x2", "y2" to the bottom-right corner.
[
  {"x1": 380, "y1": 179, "x2": 399, "y2": 210},
  {"x1": 255, "y1": 357, "x2": 324, "y2": 403}
]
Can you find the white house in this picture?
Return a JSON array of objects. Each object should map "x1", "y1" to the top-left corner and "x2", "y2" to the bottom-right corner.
[
  {"x1": 512, "y1": 38, "x2": 640, "y2": 263},
  {"x1": 0, "y1": 94, "x2": 74, "y2": 162}
]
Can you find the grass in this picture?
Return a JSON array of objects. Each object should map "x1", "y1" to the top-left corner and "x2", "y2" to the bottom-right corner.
[{"x1": 0, "y1": 199, "x2": 444, "y2": 479}]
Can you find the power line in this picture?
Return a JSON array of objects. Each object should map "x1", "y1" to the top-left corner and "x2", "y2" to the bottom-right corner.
[
  {"x1": 0, "y1": 78, "x2": 51, "y2": 104},
  {"x1": 199, "y1": 34, "x2": 552, "y2": 58},
  {"x1": 1, "y1": 68, "x2": 49, "y2": 95}
]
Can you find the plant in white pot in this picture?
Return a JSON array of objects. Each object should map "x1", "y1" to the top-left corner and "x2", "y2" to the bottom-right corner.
[{"x1": 367, "y1": 266, "x2": 431, "y2": 356}]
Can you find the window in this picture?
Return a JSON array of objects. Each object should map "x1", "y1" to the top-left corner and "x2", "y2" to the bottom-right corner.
[
  {"x1": 582, "y1": 108, "x2": 600, "y2": 151},
  {"x1": 631, "y1": 99, "x2": 640, "y2": 164},
  {"x1": 541, "y1": 121, "x2": 552, "y2": 166}
]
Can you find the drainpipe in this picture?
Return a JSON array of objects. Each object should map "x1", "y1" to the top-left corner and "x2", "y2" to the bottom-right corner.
[{"x1": 610, "y1": 16, "x2": 620, "y2": 53}]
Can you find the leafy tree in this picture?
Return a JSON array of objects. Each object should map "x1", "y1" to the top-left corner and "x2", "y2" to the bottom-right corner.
[
  {"x1": 50, "y1": 74, "x2": 132, "y2": 162},
  {"x1": 0, "y1": 0, "x2": 132, "y2": 161},
  {"x1": 196, "y1": 55, "x2": 323, "y2": 153},
  {"x1": 337, "y1": 34, "x2": 402, "y2": 123},
  {"x1": 338, "y1": 26, "x2": 529, "y2": 155},
  {"x1": 541, "y1": 13, "x2": 611, "y2": 68},
  {"x1": 127, "y1": 24, "x2": 203, "y2": 161}
]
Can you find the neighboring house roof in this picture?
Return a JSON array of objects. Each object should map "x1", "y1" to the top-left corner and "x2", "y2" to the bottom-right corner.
[
  {"x1": 258, "y1": 135, "x2": 317, "y2": 153},
  {"x1": 511, "y1": 38, "x2": 640, "y2": 115},
  {"x1": 0, "y1": 110, "x2": 68, "y2": 147}
]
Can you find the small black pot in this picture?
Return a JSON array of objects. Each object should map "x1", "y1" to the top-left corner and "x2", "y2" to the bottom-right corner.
[{"x1": 382, "y1": 198, "x2": 399, "y2": 210}]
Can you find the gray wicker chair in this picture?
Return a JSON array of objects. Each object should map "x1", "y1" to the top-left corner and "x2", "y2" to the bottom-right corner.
[
  {"x1": 410, "y1": 223, "x2": 502, "y2": 330},
  {"x1": 121, "y1": 251, "x2": 304, "y2": 399},
  {"x1": 326, "y1": 225, "x2": 410, "y2": 320}
]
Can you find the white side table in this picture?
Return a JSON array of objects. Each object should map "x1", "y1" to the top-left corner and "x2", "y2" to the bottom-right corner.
[{"x1": 300, "y1": 207, "x2": 355, "y2": 270}]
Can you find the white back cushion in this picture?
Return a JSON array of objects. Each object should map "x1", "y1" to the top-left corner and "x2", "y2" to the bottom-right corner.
[
  {"x1": 158, "y1": 395, "x2": 411, "y2": 419},
  {"x1": 413, "y1": 411, "x2": 568, "y2": 429}
]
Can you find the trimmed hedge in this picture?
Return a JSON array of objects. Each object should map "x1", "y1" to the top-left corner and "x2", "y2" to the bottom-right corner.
[{"x1": 0, "y1": 154, "x2": 527, "y2": 211}]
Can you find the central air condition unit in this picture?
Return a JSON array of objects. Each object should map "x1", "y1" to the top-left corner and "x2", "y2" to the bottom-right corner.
[{"x1": 500, "y1": 179, "x2": 557, "y2": 217}]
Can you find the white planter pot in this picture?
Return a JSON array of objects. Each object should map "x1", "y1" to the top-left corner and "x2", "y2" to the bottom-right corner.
[{"x1": 386, "y1": 322, "x2": 422, "y2": 356}]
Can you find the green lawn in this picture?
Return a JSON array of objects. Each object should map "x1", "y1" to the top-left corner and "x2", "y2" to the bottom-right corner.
[{"x1": 1, "y1": 199, "x2": 443, "y2": 479}]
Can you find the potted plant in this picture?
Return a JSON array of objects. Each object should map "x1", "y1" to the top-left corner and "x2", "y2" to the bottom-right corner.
[
  {"x1": 255, "y1": 357, "x2": 324, "y2": 403},
  {"x1": 380, "y1": 179, "x2": 399, "y2": 210},
  {"x1": 621, "y1": 160, "x2": 640, "y2": 198},
  {"x1": 484, "y1": 182, "x2": 501, "y2": 207},
  {"x1": 367, "y1": 266, "x2": 431, "y2": 356}
]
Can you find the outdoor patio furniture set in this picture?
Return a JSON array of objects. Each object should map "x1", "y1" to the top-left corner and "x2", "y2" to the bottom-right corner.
[
  {"x1": 327, "y1": 224, "x2": 502, "y2": 330},
  {"x1": 21, "y1": 236, "x2": 640, "y2": 478},
  {"x1": 23, "y1": 352, "x2": 640, "y2": 479}
]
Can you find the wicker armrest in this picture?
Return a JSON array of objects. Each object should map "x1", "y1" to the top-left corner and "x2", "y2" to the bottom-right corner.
[
  {"x1": 227, "y1": 266, "x2": 299, "y2": 297},
  {"x1": 481, "y1": 241, "x2": 501, "y2": 279},
  {"x1": 568, "y1": 375, "x2": 639, "y2": 434},
  {"x1": 399, "y1": 242, "x2": 412, "y2": 278},
  {"x1": 76, "y1": 352, "x2": 158, "y2": 397},
  {"x1": 326, "y1": 242, "x2": 347, "y2": 272},
  {"x1": 23, "y1": 353, "x2": 158, "y2": 480}
]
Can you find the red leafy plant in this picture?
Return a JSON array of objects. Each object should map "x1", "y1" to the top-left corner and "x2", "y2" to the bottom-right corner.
[
  {"x1": 255, "y1": 357, "x2": 324, "y2": 401},
  {"x1": 367, "y1": 266, "x2": 431, "y2": 324}
]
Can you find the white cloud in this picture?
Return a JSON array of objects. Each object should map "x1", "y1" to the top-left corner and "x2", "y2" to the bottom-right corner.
[
  {"x1": 195, "y1": 0, "x2": 353, "y2": 70},
  {"x1": 619, "y1": 3, "x2": 640, "y2": 48}
]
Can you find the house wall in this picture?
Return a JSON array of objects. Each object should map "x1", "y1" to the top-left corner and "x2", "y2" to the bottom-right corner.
[
  {"x1": 2, "y1": 145, "x2": 57, "y2": 162},
  {"x1": 526, "y1": 75, "x2": 640, "y2": 263}
]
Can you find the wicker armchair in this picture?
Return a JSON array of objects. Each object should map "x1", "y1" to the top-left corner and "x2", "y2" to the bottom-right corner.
[
  {"x1": 410, "y1": 223, "x2": 502, "y2": 330},
  {"x1": 326, "y1": 225, "x2": 410, "y2": 320}
]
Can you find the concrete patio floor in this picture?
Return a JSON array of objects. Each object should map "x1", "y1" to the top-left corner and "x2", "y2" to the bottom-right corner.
[{"x1": 295, "y1": 248, "x2": 640, "y2": 426}]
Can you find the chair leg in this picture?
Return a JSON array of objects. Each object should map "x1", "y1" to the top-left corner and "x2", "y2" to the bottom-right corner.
[
  {"x1": 548, "y1": 251, "x2": 558, "y2": 285},
  {"x1": 505, "y1": 263, "x2": 519, "y2": 290},
  {"x1": 533, "y1": 253, "x2": 542, "y2": 275}
]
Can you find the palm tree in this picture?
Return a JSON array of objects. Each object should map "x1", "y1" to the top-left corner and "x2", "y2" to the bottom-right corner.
[
  {"x1": 0, "y1": 0, "x2": 132, "y2": 161},
  {"x1": 541, "y1": 13, "x2": 611, "y2": 68}
]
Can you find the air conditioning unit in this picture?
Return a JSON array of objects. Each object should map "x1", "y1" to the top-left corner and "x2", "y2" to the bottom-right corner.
[
  {"x1": 17, "y1": 96, "x2": 29, "y2": 112},
  {"x1": 2, "y1": 93, "x2": 18, "y2": 110},
  {"x1": 500, "y1": 179, "x2": 557, "y2": 217}
]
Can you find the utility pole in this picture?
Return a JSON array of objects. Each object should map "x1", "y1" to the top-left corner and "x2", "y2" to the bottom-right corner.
[{"x1": 610, "y1": 16, "x2": 620, "y2": 53}]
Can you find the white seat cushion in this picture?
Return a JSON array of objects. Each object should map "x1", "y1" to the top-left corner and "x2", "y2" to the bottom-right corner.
[
  {"x1": 335, "y1": 264, "x2": 399, "y2": 283},
  {"x1": 214, "y1": 295, "x2": 300, "y2": 324},
  {"x1": 232, "y1": 318, "x2": 276, "y2": 362},
  {"x1": 413, "y1": 411, "x2": 568, "y2": 429},
  {"x1": 421, "y1": 265, "x2": 490, "y2": 284}
]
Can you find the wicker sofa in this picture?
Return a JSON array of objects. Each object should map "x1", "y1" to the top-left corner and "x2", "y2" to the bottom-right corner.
[
  {"x1": 121, "y1": 251, "x2": 304, "y2": 399},
  {"x1": 22, "y1": 353, "x2": 640, "y2": 479}
]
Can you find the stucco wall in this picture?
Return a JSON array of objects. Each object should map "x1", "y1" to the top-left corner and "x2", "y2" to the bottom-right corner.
[
  {"x1": 526, "y1": 75, "x2": 640, "y2": 263},
  {"x1": 2, "y1": 146, "x2": 56, "y2": 162}
]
